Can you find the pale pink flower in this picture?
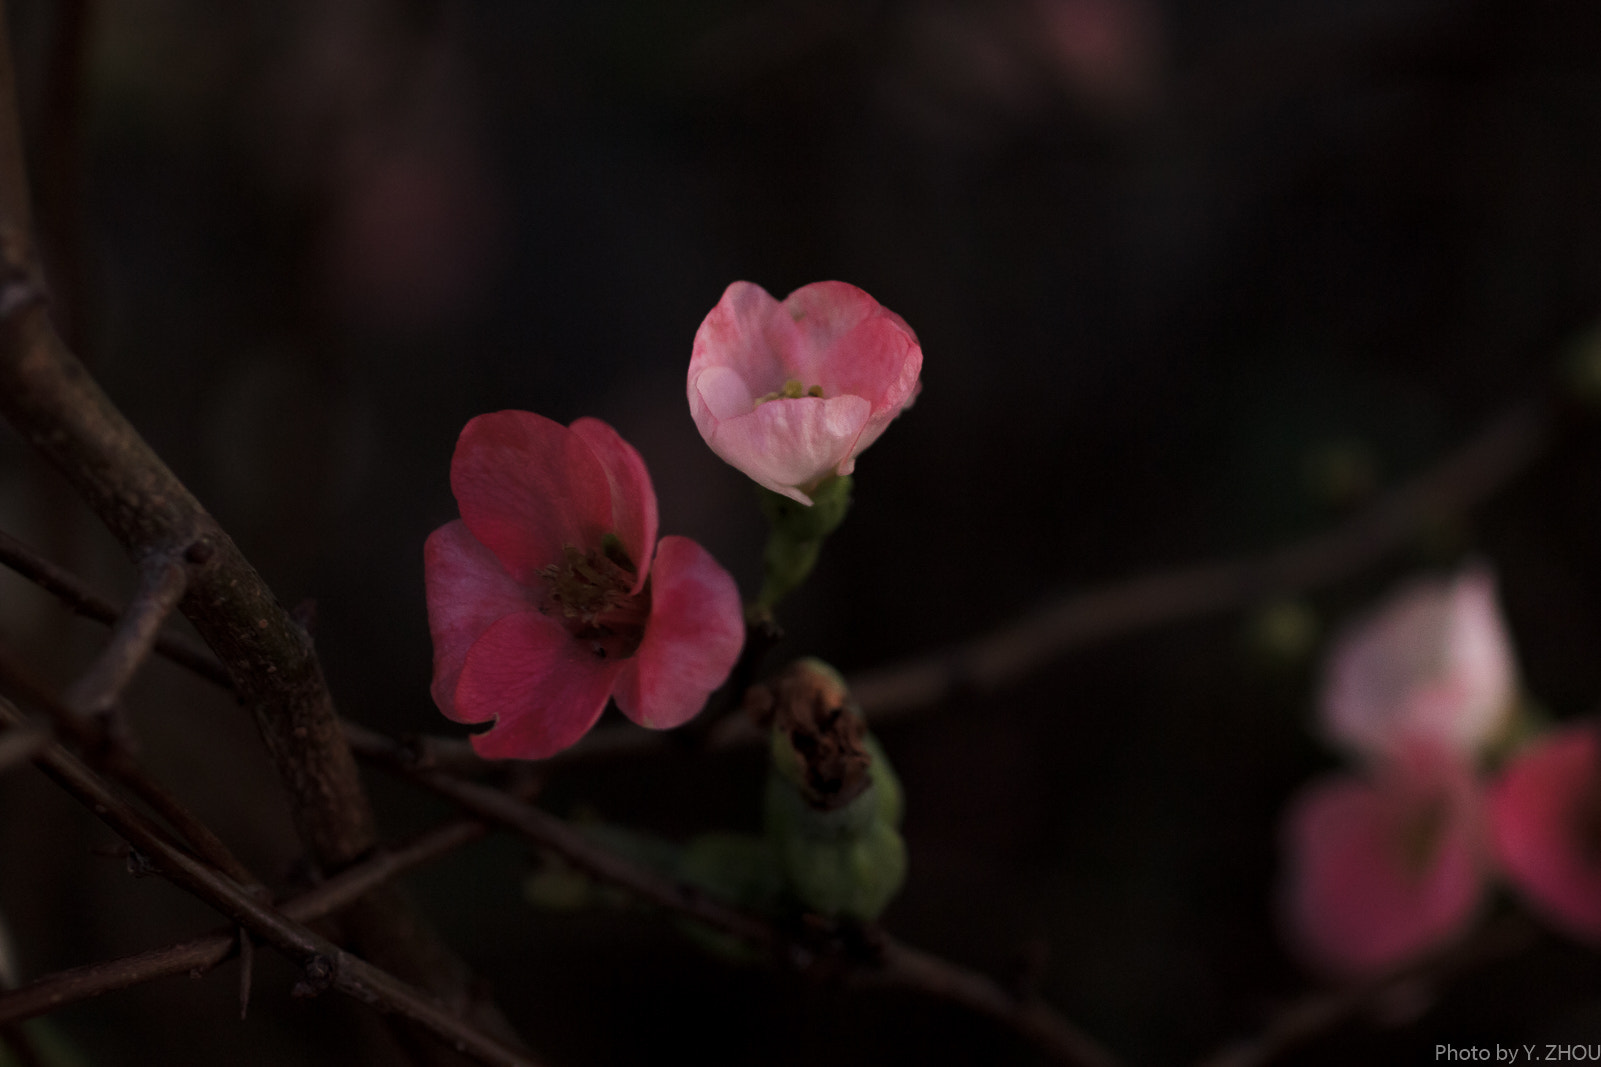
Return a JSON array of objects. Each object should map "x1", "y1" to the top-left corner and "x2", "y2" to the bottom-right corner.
[
  {"x1": 1321, "y1": 568, "x2": 1516, "y2": 761},
  {"x1": 1280, "y1": 743, "x2": 1486, "y2": 976},
  {"x1": 687, "y1": 281, "x2": 922, "y2": 505},
  {"x1": 1489, "y1": 724, "x2": 1601, "y2": 944},
  {"x1": 425, "y1": 412, "x2": 744, "y2": 759}
]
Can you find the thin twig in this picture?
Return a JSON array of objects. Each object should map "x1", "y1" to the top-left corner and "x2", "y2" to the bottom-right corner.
[
  {"x1": 0, "y1": 720, "x2": 47, "y2": 773},
  {"x1": 0, "y1": 695, "x2": 537, "y2": 1066},
  {"x1": 849, "y1": 396, "x2": 1552, "y2": 721},
  {"x1": 1196, "y1": 915, "x2": 1539, "y2": 1067},
  {"x1": 0, "y1": 816, "x2": 489, "y2": 1027},
  {"x1": 236, "y1": 927, "x2": 253, "y2": 1020},
  {"x1": 63, "y1": 552, "x2": 187, "y2": 716},
  {"x1": 352, "y1": 723, "x2": 1117, "y2": 1067},
  {"x1": 0, "y1": 527, "x2": 230, "y2": 688},
  {"x1": 0, "y1": 641, "x2": 262, "y2": 888},
  {"x1": 869, "y1": 938, "x2": 1120, "y2": 1067}
]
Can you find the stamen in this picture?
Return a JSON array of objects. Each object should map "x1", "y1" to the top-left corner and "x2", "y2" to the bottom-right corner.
[
  {"x1": 538, "y1": 543, "x2": 648, "y2": 642},
  {"x1": 754, "y1": 378, "x2": 828, "y2": 405}
]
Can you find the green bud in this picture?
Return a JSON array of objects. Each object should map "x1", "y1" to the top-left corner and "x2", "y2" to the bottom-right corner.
[
  {"x1": 765, "y1": 770, "x2": 907, "y2": 921},
  {"x1": 761, "y1": 688, "x2": 908, "y2": 922}
]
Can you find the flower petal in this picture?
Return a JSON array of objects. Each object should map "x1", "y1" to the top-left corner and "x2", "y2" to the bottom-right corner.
[
  {"x1": 613, "y1": 535, "x2": 744, "y2": 730},
  {"x1": 692, "y1": 365, "x2": 757, "y2": 422},
  {"x1": 1280, "y1": 750, "x2": 1484, "y2": 976},
  {"x1": 1489, "y1": 724, "x2": 1601, "y2": 943},
  {"x1": 689, "y1": 282, "x2": 788, "y2": 401},
  {"x1": 1321, "y1": 567, "x2": 1516, "y2": 760},
  {"x1": 451, "y1": 411, "x2": 613, "y2": 584},
  {"x1": 705, "y1": 394, "x2": 872, "y2": 503},
  {"x1": 780, "y1": 281, "x2": 923, "y2": 419},
  {"x1": 424, "y1": 520, "x2": 539, "y2": 722},
  {"x1": 569, "y1": 417, "x2": 659, "y2": 592},
  {"x1": 453, "y1": 611, "x2": 624, "y2": 759}
]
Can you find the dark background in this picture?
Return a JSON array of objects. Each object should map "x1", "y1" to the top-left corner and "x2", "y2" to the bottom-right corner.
[{"x1": 3, "y1": 0, "x2": 1601, "y2": 1063}]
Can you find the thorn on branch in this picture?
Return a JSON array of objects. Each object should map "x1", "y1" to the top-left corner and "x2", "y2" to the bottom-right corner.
[
  {"x1": 0, "y1": 223, "x2": 44, "y2": 321},
  {"x1": 291, "y1": 954, "x2": 335, "y2": 999},
  {"x1": 238, "y1": 929, "x2": 254, "y2": 1020},
  {"x1": 123, "y1": 848, "x2": 157, "y2": 878}
]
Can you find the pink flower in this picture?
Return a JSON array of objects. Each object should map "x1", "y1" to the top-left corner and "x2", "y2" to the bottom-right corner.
[
  {"x1": 1321, "y1": 568, "x2": 1515, "y2": 761},
  {"x1": 687, "y1": 281, "x2": 922, "y2": 505},
  {"x1": 1489, "y1": 724, "x2": 1601, "y2": 943},
  {"x1": 1280, "y1": 743, "x2": 1486, "y2": 976},
  {"x1": 425, "y1": 412, "x2": 745, "y2": 759}
]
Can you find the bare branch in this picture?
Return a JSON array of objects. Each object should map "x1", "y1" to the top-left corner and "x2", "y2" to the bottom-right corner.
[
  {"x1": 0, "y1": 816, "x2": 487, "y2": 1027},
  {"x1": 0, "y1": 527, "x2": 230, "y2": 688},
  {"x1": 63, "y1": 552, "x2": 187, "y2": 716},
  {"x1": 0, "y1": 640, "x2": 262, "y2": 888},
  {"x1": 869, "y1": 938, "x2": 1120, "y2": 1067},
  {"x1": 0, "y1": 7, "x2": 522, "y2": 1055},
  {"x1": 0, "y1": 0, "x2": 370, "y2": 871},
  {"x1": 0, "y1": 695, "x2": 538, "y2": 1066},
  {"x1": 0, "y1": 720, "x2": 47, "y2": 774}
]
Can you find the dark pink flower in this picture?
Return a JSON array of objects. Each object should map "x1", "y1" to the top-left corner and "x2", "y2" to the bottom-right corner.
[
  {"x1": 1489, "y1": 724, "x2": 1601, "y2": 943},
  {"x1": 1280, "y1": 743, "x2": 1486, "y2": 976},
  {"x1": 687, "y1": 281, "x2": 922, "y2": 505},
  {"x1": 425, "y1": 412, "x2": 744, "y2": 759}
]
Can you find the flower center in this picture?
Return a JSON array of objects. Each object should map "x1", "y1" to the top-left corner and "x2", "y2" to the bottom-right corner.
[
  {"x1": 754, "y1": 378, "x2": 826, "y2": 405},
  {"x1": 1393, "y1": 795, "x2": 1448, "y2": 880},
  {"x1": 538, "y1": 534, "x2": 649, "y2": 659}
]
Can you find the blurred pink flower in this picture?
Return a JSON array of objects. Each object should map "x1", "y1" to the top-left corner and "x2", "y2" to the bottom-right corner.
[
  {"x1": 1031, "y1": 0, "x2": 1163, "y2": 113},
  {"x1": 1489, "y1": 724, "x2": 1601, "y2": 943},
  {"x1": 1280, "y1": 743, "x2": 1486, "y2": 976},
  {"x1": 425, "y1": 412, "x2": 744, "y2": 759},
  {"x1": 687, "y1": 281, "x2": 923, "y2": 505},
  {"x1": 1321, "y1": 568, "x2": 1515, "y2": 761}
]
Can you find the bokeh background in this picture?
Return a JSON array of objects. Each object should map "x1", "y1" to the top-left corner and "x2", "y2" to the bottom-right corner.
[{"x1": 3, "y1": 0, "x2": 1601, "y2": 1063}]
